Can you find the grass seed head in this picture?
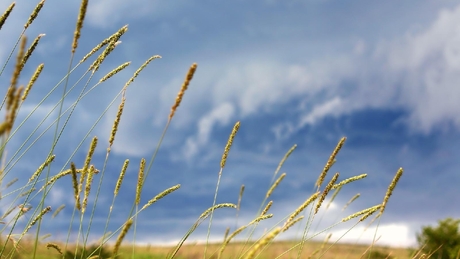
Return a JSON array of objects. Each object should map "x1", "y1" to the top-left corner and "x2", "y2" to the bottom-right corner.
[
  {"x1": 24, "y1": 206, "x2": 51, "y2": 234},
  {"x1": 46, "y1": 243, "x2": 63, "y2": 254},
  {"x1": 52, "y1": 204, "x2": 65, "y2": 218},
  {"x1": 29, "y1": 154, "x2": 55, "y2": 183},
  {"x1": 122, "y1": 55, "x2": 161, "y2": 94},
  {"x1": 70, "y1": 162, "x2": 80, "y2": 210},
  {"x1": 114, "y1": 159, "x2": 129, "y2": 196},
  {"x1": 315, "y1": 172, "x2": 339, "y2": 214},
  {"x1": 8, "y1": 36, "x2": 27, "y2": 111},
  {"x1": 24, "y1": 0, "x2": 45, "y2": 29},
  {"x1": 343, "y1": 193, "x2": 360, "y2": 211},
  {"x1": 169, "y1": 62, "x2": 198, "y2": 120},
  {"x1": 82, "y1": 165, "x2": 96, "y2": 213},
  {"x1": 21, "y1": 33, "x2": 45, "y2": 70},
  {"x1": 7, "y1": 86, "x2": 24, "y2": 133},
  {"x1": 113, "y1": 219, "x2": 133, "y2": 257},
  {"x1": 72, "y1": 0, "x2": 88, "y2": 53},
  {"x1": 22, "y1": 63, "x2": 44, "y2": 101},
  {"x1": 380, "y1": 167, "x2": 404, "y2": 215},
  {"x1": 135, "y1": 158, "x2": 146, "y2": 205},
  {"x1": 341, "y1": 204, "x2": 382, "y2": 222},
  {"x1": 286, "y1": 192, "x2": 319, "y2": 225},
  {"x1": 282, "y1": 215, "x2": 304, "y2": 232},
  {"x1": 199, "y1": 203, "x2": 237, "y2": 220},
  {"x1": 237, "y1": 184, "x2": 245, "y2": 210},
  {"x1": 332, "y1": 173, "x2": 367, "y2": 190},
  {"x1": 99, "y1": 61, "x2": 131, "y2": 83},
  {"x1": 274, "y1": 144, "x2": 297, "y2": 177},
  {"x1": 261, "y1": 200, "x2": 273, "y2": 216},
  {"x1": 220, "y1": 121, "x2": 240, "y2": 168},
  {"x1": 266, "y1": 172, "x2": 286, "y2": 199},
  {"x1": 0, "y1": 2, "x2": 15, "y2": 30},
  {"x1": 80, "y1": 24, "x2": 128, "y2": 63},
  {"x1": 316, "y1": 137, "x2": 346, "y2": 188},
  {"x1": 245, "y1": 227, "x2": 282, "y2": 259},
  {"x1": 141, "y1": 184, "x2": 181, "y2": 211}
]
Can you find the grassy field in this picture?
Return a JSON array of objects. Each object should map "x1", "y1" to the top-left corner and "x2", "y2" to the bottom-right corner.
[
  {"x1": 0, "y1": 1, "x2": 432, "y2": 259},
  {"x1": 1, "y1": 239, "x2": 416, "y2": 259}
]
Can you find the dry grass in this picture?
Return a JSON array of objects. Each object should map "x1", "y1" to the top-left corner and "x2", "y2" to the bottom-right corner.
[{"x1": 0, "y1": 1, "x2": 419, "y2": 259}]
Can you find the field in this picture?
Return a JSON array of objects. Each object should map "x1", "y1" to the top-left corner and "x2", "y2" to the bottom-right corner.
[{"x1": 0, "y1": 239, "x2": 416, "y2": 259}]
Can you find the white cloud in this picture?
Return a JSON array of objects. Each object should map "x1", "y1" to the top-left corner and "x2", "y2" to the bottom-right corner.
[
  {"x1": 376, "y1": 4, "x2": 460, "y2": 134},
  {"x1": 330, "y1": 223, "x2": 413, "y2": 247},
  {"x1": 283, "y1": 4, "x2": 460, "y2": 136},
  {"x1": 182, "y1": 102, "x2": 235, "y2": 160},
  {"x1": 86, "y1": 1, "x2": 189, "y2": 29},
  {"x1": 299, "y1": 97, "x2": 343, "y2": 127}
]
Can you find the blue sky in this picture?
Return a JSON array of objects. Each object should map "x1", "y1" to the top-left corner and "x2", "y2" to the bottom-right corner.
[{"x1": 0, "y1": 0, "x2": 459, "y2": 249}]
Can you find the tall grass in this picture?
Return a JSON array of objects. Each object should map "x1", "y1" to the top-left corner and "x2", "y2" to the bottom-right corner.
[{"x1": 0, "y1": 1, "x2": 416, "y2": 259}]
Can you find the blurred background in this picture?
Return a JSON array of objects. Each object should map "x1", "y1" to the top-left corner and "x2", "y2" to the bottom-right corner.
[{"x1": 0, "y1": 0, "x2": 459, "y2": 247}]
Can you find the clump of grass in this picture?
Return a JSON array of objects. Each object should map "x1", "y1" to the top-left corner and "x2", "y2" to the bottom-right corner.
[{"x1": 0, "y1": 1, "x2": 407, "y2": 259}]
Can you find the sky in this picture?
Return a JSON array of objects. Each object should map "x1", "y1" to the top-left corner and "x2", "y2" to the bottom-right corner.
[{"x1": 0, "y1": 0, "x2": 459, "y2": 251}]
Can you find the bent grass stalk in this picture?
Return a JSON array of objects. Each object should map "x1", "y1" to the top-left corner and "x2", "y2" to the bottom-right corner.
[
  {"x1": 205, "y1": 121, "x2": 240, "y2": 257},
  {"x1": 218, "y1": 214, "x2": 273, "y2": 259},
  {"x1": 235, "y1": 184, "x2": 245, "y2": 228},
  {"x1": 241, "y1": 144, "x2": 297, "y2": 253},
  {"x1": 168, "y1": 203, "x2": 237, "y2": 259}
]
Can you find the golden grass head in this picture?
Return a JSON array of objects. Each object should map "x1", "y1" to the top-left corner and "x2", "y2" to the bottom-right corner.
[
  {"x1": 6, "y1": 85, "x2": 24, "y2": 131},
  {"x1": 8, "y1": 36, "x2": 27, "y2": 111},
  {"x1": 261, "y1": 200, "x2": 273, "y2": 216},
  {"x1": 237, "y1": 184, "x2": 245, "y2": 210},
  {"x1": 316, "y1": 137, "x2": 346, "y2": 188},
  {"x1": 24, "y1": 0, "x2": 45, "y2": 29},
  {"x1": 28, "y1": 154, "x2": 56, "y2": 183},
  {"x1": 380, "y1": 167, "x2": 403, "y2": 215},
  {"x1": 52, "y1": 204, "x2": 65, "y2": 218},
  {"x1": 72, "y1": 0, "x2": 89, "y2": 53},
  {"x1": 122, "y1": 55, "x2": 161, "y2": 94},
  {"x1": 169, "y1": 62, "x2": 198, "y2": 120},
  {"x1": 22, "y1": 63, "x2": 44, "y2": 101},
  {"x1": 141, "y1": 184, "x2": 181, "y2": 211},
  {"x1": 20, "y1": 187, "x2": 36, "y2": 197},
  {"x1": 80, "y1": 24, "x2": 128, "y2": 63},
  {"x1": 83, "y1": 136, "x2": 98, "y2": 174},
  {"x1": 286, "y1": 191, "x2": 319, "y2": 226},
  {"x1": 5, "y1": 178, "x2": 18, "y2": 188},
  {"x1": 342, "y1": 193, "x2": 360, "y2": 211},
  {"x1": 135, "y1": 158, "x2": 146, "y2": 205},
  {"x1": 24, "y1": 206, "x2": 51, "y2": 234},
  {"x1": 245, "y1": 227, "x2": 282, "y2": 259},
  {"x1": 113, "y1": 219, "x2": 133, "y2": 257},
  {"x1": 220, "y1": 121, "x2": 240, "y2": 168},
  {"x1": 199, "y1": 203, "x2": 237, "y2": 220},
  {"x1": 21, "y1": 33, "x2": 45, "y2": 70},
  {"x1": 0, "y1": 2, "x2": 15, "y2": 30},
  {"x1": 82, "y1": 165, "x2": 97, "y2": 213},
  {"x1": 46, "y1": 243, "x2": 63, "y2": 255},
  {"x1": 99, "y1": 61, "x2": 131, "y2": 83},
  {"x1": 315, "y1": 172, "x2": 339, "y2": 214},
  {"x1": 114, "y1": 159, "x2": 129, "y2": 196},
  {"x1": 70, "y1": 162, "x2": 80, "y2": 210},
  {"x1": 274, "y1": 144, "x2": 297, "y2": 177},
  {"x1": 90, "y1": 39, "x2": 120, "y2": 72},
  {"x1": 332, "y1": 173, "x2": 367, "y2": 190},
  {"x1": 341, "y1": 204, "x2": 382, "y2": 222},
  {"x1": 282, "y1": 215, "x2": 304, "y2": 232},
  {"x1": 266, "y1": 172, "x2": 286, "y2": 199}
]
